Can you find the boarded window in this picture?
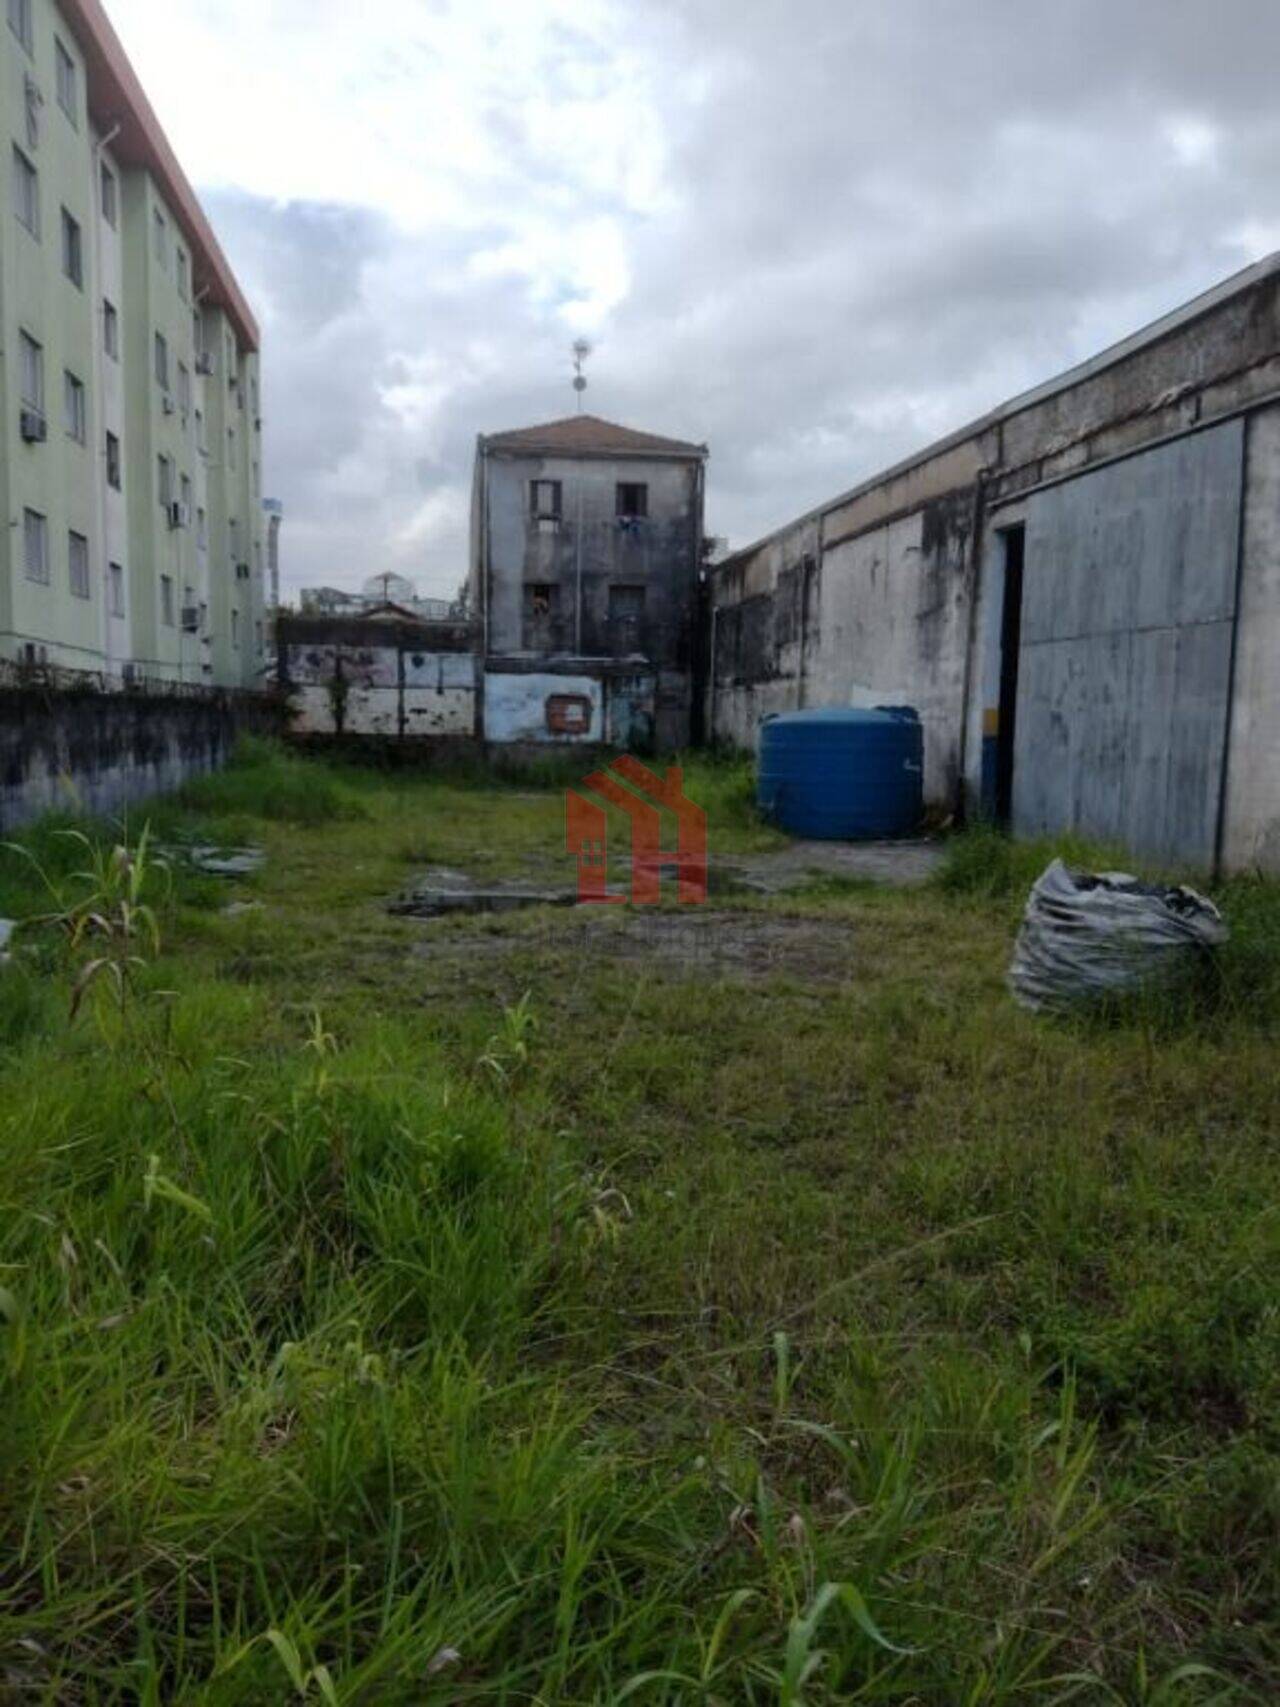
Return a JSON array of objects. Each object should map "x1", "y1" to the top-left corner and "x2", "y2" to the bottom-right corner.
[{"x1": 609, "y1": 583, "x2": 645, "y2": 654}]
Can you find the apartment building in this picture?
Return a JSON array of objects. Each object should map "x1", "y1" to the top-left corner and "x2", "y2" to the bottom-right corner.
[{"x1": 1, "y1": 0, "x2": 265, "y2": 688}]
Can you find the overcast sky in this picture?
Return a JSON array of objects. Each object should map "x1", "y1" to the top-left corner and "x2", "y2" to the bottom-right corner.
[{"x1": 107, "y1": 0, "x2": 1280, "y2": 600}]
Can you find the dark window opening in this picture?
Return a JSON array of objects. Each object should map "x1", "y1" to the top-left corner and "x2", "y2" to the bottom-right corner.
[
  {"x1": 616, "y1": 482, "x2": 648, "y2": 519},
  {"x1": 995, "y1": 524, "x2": 1025, "y2": 827},
  {"x1": 529, "y1": 479, "x2": 562, "y2": 521},
  {"x1": 522, "y1": 581, "x2": 560, "y2": 650}
]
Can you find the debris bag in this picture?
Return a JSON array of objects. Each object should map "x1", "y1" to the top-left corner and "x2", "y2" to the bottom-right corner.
[{"x1": 1009, "y1": 859, "x2": 1228, "y2": 1013}]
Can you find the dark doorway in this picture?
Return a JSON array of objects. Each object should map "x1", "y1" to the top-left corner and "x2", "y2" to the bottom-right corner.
[{"x1": 995, "y1": 524, "x2": 1025, "y2": 825}]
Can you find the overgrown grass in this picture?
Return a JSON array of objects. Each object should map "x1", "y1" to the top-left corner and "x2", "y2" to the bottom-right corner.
[{"x1": 0, "y1": 747, "x2": 1276, "y2": 1701}]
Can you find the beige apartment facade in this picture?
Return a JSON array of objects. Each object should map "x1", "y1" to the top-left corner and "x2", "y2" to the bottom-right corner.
[{"x1": 1, "y1": 0, "x2": 264, "y2": 689}]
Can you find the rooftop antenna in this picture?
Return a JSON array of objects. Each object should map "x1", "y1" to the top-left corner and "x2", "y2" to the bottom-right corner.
[{"x1": 572, "y1": 339, "x2": 592, "y2": 413}]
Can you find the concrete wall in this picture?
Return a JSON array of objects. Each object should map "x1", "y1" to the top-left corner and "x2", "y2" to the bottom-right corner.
[
  {"x1": 0, "y1": 678, "x2": 281, "y2": 829},
  {"x1": 708, "y1": 253, "x2": 1280, "y2": 870},
  {"x1": 277, "y1": 614, "x2": 478, "y2": 741}
]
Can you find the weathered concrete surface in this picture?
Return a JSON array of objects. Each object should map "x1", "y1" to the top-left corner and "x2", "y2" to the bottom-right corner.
[
  {"x1": 0, "y1": 683, "x2": 280, "y2": 831},
  {"x1": 1222, "y1": 403, "x2": 1280, "y2": 871}
]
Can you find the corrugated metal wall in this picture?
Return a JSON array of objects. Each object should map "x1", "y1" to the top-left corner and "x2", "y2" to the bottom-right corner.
[{"x1": 1013, "y1": 419, "x2": 1244, "y2": 866}]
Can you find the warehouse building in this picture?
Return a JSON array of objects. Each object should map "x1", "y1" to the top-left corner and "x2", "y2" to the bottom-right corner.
[
  {"x1": 708, "y1": 252, "x2": 1280, "y2": 874},
  {"x1": 2, "y1": 0, "x2": 265, "y2": 688}
]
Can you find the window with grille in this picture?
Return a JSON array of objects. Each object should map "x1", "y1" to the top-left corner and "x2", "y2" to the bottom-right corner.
[
  {"x1": 55, "y1": 39, "x2": 77, "y2": 125},
  {"x1": 100, "y1": 162, "x2": 117, "y2": 228},
  {"x1": 61, "y1": 208, "x2": 83, "y2": 287},
  {"x1": 8, "y1": 0, "x2": 32, "y2": 55},
  {"x1": 68, "y1": 531, "x2": 89, "y2": 599},
  {"x1": 63, "y1": 370, "x2": 86, "y2": 443},
  {"x1": 19, "y1": 331, "x2": 43, "y2": 411},
  {"x1": 12, "y1": 146, "x2": 38, "y2": 236},
  {"x1": 23, "y1": 509, "x2": 48, "y2": 583}
]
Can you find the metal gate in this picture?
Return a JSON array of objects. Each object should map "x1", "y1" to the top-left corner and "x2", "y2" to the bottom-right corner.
[{"x1": 1012, "y1": 418, "x2": 1244, "y2": 868}]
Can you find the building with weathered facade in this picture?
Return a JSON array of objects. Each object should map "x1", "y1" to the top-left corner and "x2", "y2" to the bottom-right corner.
[
  {"x1": 708, "y1": 252, "x2": 1280, "y2": 874},
  {"x1": 2, "y1": 0, "x2": 265, "y2": 690},
  {"x1": 471, "y1": 414, "x2": 707, "y2": 751}
]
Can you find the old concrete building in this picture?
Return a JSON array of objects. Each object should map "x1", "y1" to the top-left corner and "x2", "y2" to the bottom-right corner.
[
  {"x1": 471, "y1": 414, "x2": 707, "y2": 751},
  {"x1": 709, "y1": 252, "x2": 1280, "y2": 874}
]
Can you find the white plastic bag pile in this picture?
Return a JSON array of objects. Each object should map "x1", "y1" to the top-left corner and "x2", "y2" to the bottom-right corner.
[{"x1": 1009, "y1": 858, "x2": 1229, "y2": 1013}]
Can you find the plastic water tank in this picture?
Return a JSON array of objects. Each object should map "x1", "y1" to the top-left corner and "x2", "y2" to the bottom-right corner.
[{"x1": 757, "y1": 707, "x2": 923, "y2": 840}]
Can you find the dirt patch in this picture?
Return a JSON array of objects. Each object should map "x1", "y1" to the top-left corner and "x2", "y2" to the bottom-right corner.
[{"x1": 409, "y1": 906, "x2": 859, "y2": 984}]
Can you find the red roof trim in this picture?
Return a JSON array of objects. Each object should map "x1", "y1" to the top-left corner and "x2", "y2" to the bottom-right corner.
[{"x1": 59, "y1": 0, "x2": 259, "y2": 351}]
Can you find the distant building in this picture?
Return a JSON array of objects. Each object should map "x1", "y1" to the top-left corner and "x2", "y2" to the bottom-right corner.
[
  {"x1": 470, "y1": 413, "x2": 708, "y2": 750},
  {"x1": 2, "y1": 0, "x2": 265, "y2": 689},
  {"x1": 297, "y1": 577, "x2": 455, "y2": 623}
]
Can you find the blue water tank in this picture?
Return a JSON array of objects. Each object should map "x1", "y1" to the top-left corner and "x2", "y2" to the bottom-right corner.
[{"x1": 757, "y1": 707, "x2": 923, "y2": 840}]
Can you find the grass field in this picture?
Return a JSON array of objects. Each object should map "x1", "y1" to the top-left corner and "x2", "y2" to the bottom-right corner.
[{"x1": 0, "y1": 740, "x2": 1277, "y2": 1703}]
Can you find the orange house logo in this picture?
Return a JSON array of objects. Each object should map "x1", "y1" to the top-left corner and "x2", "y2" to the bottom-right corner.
[{"x1": 566, "y1": 757, "x2": 708, "y2": 904}]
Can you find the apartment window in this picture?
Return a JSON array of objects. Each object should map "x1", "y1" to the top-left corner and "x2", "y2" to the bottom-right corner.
[
  {"x1": 252, "y1": 459, "x2": 259, "y2": 498},
  {"x1": 231, "y1": 607, "x2": 240, "y2": 647},
  {"x1": 530, "y1": 479, "x2": 562, "y2": 521},
  {"x1": 195, "y1": 409, "x2": 205, "y2": 453},
  {"x1": 177, "y1": 362, "x2": 191, "y2": 419},
  {"x1": 229, "y1": 517, "x2": 240, "y2": 560},
  {"x1": 250, "y1": 377, "x2": 259, "y2": 417},
  {"x1": 176, "y1": 249, "x2": 188, "y2": 301},
  {"x1": 63, "y1": 370, "x2": 86, "y2": 443},
  {"x1": 157, "y1": 454, "x2": 174, "y2": 507},
  {"x1": 12, "y1": 146, "x2": 39, "y2": 237},
  {"x1": 61, "y1": 209, "x2": 83, "y2": 288},
  {"x1": 55, "y1": 39, "x2": 77, "y2": 126},
  {"x1": 160, "y1": 574, "x2": 174, "y2": 627},
  {"x1": 8, "y1": 0, "x2": 32, "y2": 54},
  {"x1": 196, "y1": 506, "x2": 207, "y2": 550},
  {"x1": 19, "y1": 331, "x2": 43, "y2": 411},
  {"x1": 108, "y1": 561, "x2": 125, "y2": 618},
  {"x1": 228, "y1": 425, "x2": 236, "y2": 465},
  {"x1": 154, "y1": 331, "x2": 169, "y2": 391},
  {"x1": 68, "y1": 531, "x2": 89, "y2": 599},
  {"x1": 180, "y1": 473, "x2": 192, "y2": 515},
  {"x1": 153, "y1": 207, "x2": 167, "y2": 270},
  {"x1": 100, "y1": 162, "x2": 117, "y2": 228},
  {"x1": 616, "y1": 483, "x2": 649, "y2": 519},
  {"x1": 103, "y1": 299, "x2": 119, "y2": 359},
  {"x1": 105, "y1": 430, "x2": 121, "y2": 489},
  {"x1": 23, "y1": 508, "x2": 47, "y2": 583}
]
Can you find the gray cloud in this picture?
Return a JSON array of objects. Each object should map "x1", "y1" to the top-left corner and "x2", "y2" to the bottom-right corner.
[{"x1": 203, "y1": 0, "x2": 1280, "y2": 596}]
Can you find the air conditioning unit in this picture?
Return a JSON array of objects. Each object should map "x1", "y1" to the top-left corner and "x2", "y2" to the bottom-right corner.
[
  {"x1": 195, "y1": 353, "x2": 214, "y2": 377},
  {"x1": 20, "y1": 409, "x2": 47, "y2": 443},
  {"x1": 181, "y1": 606, "x2": 199, "y2": 633},
  {"x1": 161, "y1": 394, "x2": 175, "y2": 416}
]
